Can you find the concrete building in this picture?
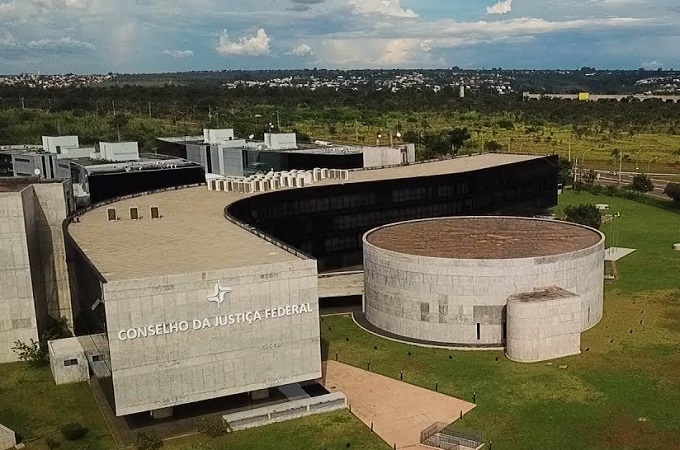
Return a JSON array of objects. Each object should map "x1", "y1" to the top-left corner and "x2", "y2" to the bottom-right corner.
[
  {"x1": 0, "y1": 178, "x2": 74, "y2": 363},
  {"x1": 158, "y1": 130, "x2": 416, "y2": 177},
  {"x1": 1, "y1": 138, "x2": 205, "y2": 208},
  {"x1": 506, "y1": 287, "x2": 582, "y2": 362},
  {"x1": 39, "y1": 153, "x2": 557, "y2": 416},
  {"x1": 361, "y1": 217, "x2": 604, "y2": 356},
  {"x1": 48, "y1": 337, "x2": 90, "y2": 385}
]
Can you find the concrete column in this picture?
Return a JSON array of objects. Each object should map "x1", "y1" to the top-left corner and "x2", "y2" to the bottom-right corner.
[
  {"x1": 151, "y1": 407, "x2": 173, "y2": 420},
  {"x1": 251, "y1": 388, "x2": 270, "y2": 401}
]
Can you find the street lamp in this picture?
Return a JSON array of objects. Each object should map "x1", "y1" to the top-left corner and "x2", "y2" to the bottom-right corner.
[{"x1": 647, "y1": 157, "x2": 657, "y2": 174}]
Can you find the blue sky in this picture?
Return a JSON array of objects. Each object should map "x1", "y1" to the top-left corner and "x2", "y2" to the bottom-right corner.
[{"x1": 0, "y1": 0, "x2": 678, "y2": 74}]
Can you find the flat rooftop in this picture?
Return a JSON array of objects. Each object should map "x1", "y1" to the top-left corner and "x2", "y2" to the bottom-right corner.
[
  {"x1": 68, "y1": 153, "x2": 548, "y2": 281},
  {"x1": 0, "y1": 177, "x2": 62, "y2": 193},
  {"x1": 366, "y1": 217, "x2": 602, "y2": 259},
  {"x1": 341, "y1": 153, "x2": 541, "y2": 183},
  {"x1": 68, "y1": 188, "x2": 302, "y2": 282}
]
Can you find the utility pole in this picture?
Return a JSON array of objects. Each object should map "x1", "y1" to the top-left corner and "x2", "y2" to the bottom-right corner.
[
  {"x1": 568, "y1": 137, "x2": 571, "y2": 162},
  {"x1": 276, "y1": 111, "x2": 281, "y2": 131},
  {"x1": 112, "y1": 100, "x2": 116, "y2": 116},
  {"x1": 20, "y1": 97, "x2": 25, "y2": 109},
  {"x1": 148, "y1": 102, "x2": 152, "y2": 118},
  {"x1": 618, "y1": 151, "x2": 623, "y2": 184}
]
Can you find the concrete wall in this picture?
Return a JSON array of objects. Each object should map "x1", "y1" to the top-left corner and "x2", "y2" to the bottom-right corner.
[
  {"x1": 506, "y1": 291, "x2": 582, "y2": 363},
  {"x1": 363, "y1": 218, "x2": 604, "y2": 346},
  {"x1": 0, "y1": 423, "x2": 16, "y2": 450},
  {"x1": 224, "y1": 392, "x2": 347, "y2": 431},
  {"x1": 0, "y1": 192, "x2": 38, "y2": 363},
  {"x1": 42, "y1": 136, "x2": 79, "y2": 154},
  {"x1": 104, "y1": 259, "x2": 321, "y2": 416},
  {"x1": 32, "y1": 182, "x2": 73, "y2": 326},
  {"x1": 265, "y1": 133, "x2": 297, "y2": 150},
  {"x1": 204, "y1": 129, "x2": 235, "y2": 144},
  {"x1": 100, "y1": 142, "x2": 140, "y2": 162},
  {"x1": 362, "y1": 147, "x2": 403, "y2": 168},
  {"x1": 48, "y1": 337, "x2": 90, "y2": 385}
]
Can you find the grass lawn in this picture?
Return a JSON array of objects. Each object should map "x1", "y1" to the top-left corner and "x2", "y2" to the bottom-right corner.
[
  {"x1": 0, "y1": 363, "x2": 115, "y2": 450},
  {"x1": 164, "y1": 410, "x2": 390, "y2": 450},
  {"x1": 320, "y1": 191, "x2": 680, "y2": 450}
]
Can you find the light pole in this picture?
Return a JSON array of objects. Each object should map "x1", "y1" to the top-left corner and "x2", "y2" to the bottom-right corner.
[
  {"x1": 647, "y1": 157, "x2": 657, "y2": 174},
  {"x1": 634, "y1": 150, "x2": 642, "y2": 174}
]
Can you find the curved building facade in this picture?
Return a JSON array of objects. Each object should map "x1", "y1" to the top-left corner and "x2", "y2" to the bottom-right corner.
[{"x1": 363, "y1": 217, "x2": 605, "y2": 350}]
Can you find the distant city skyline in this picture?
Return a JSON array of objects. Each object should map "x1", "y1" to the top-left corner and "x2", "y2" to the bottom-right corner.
[{"x1": 0, "y1": 0, "x2": 678, "y2": 74}]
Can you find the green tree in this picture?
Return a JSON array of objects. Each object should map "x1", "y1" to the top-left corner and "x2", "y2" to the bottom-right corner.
[
  {"x1": 630, "y1": 173, "x2": 654, "y2": 193},
  {"x1": 557, "y1": 157, "x2": 573, "y2": 187},
  {"x1": 664, "y1": 182, "x2": 680, "y2": 202},
  {"x1": 564, "y1": 204, "x2": 602, "y2": 230},
  {"x1": 448, "y1": 127, "x2": 471, "y2": 154},
  {"x1": 484, "y1": 140, "x2": 504, "y2": 153}
]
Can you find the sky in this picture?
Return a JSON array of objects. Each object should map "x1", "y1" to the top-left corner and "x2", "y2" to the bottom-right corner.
[{"x1": 0, "y1": 0, "x2": 678, "y2": 74}]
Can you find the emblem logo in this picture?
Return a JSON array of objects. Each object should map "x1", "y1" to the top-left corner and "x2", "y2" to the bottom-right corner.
[{"x1": 207, "y1": 281, "x2": 231, "y2": 309}]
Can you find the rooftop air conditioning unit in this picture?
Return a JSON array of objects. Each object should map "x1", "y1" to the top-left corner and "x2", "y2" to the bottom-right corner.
[
  {"x1": 129, "y1": 207, "x2": 140, "y2": 220},
  {"x1": 106, "y1": 208, "x2": 117, "y2": 222},
  {"x1": 149, "y1": 206, "x2": 160, "y2": 219}
]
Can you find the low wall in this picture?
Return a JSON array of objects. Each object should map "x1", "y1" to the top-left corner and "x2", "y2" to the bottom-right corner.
[
  {"x1": 0, "y1": 423, "x2": 16, "y2": 450},
  {"x1": 224, "y1": 392, "x2": 347, "y2": 431}
]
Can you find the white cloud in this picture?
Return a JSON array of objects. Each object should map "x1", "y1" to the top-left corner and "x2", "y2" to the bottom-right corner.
[
  {"x1": 26, "y1": 36, "x2": 95, "y2": 51},
  {"x1": 215, "y1": 28, "x2": 271, "y2": 56},
  {"x1": 162, "y1": 49, "x2": 194, "y2": 58},
  {"x1": 288, "y1": 43, "x2": 314, "y2": 57},
  {"x1": 487, "y1": 0, "x2": 513, "y2": 15},
  {"x1": 641, "y1": 60, "x2": 663, "y2": 69},
  {"x1": 318, "y1": 37, "x2": 433, "y2": 67},
  {"x1": 349, "y1": 0, "x2": 417, "y2": 18}
]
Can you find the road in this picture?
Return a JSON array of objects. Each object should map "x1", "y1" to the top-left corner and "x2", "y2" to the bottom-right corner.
[{"x1": 587, "y1": 170, "x2": 675, "y2": 200}]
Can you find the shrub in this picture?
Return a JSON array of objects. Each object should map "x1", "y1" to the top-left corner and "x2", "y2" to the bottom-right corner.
[
  {"x1": 195, "y1": 416, "x2": 232, "y2": 437},
  {"x1": 630, "y1": 173, "x2": 654, "y2": 193},
  {"x1": 60, "y1": 422, "x2": 88, "y2": 441},
  {"x1": 45, "y1": 437, "x2": 61, "y2": 449},
  {"x1": 564, "y1": 204, "x2": 602, "y2": 230},
  {"x1": 664, "y1": 182, "x2": 680, "y2": 202},
  {"x1": 136, "y1": 432, "x2": 164, "y2": 450}
]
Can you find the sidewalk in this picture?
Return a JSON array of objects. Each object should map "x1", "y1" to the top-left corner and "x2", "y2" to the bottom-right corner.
[{"x1": 322, "y1": 360, "x2": 476, "y2": 449}]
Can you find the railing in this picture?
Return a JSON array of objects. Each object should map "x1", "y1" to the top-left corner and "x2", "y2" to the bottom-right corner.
[
  {"x1": 223, "y1": 207, "x2": 313, "y2": 261},
  {"x1": 420, "y1": 422, "x2": 447, "y2": 444},
  {"x1": 420, "y1": 422, "x2": 483, "y2": 450}
]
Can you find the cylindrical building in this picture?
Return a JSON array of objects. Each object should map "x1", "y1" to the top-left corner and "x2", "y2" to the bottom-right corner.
[{"x1": 362, "y1": 217, "x2": 605, "y2": 348}]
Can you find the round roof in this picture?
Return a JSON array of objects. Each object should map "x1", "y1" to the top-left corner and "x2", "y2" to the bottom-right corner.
[{"x1": 365, "y1": 217, "x2": 603, "y2": 259}]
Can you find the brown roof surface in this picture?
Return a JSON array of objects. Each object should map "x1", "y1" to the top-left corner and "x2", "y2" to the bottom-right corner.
[{"x1": 366, "y1": 217, "x2": 602, "y2": 259}]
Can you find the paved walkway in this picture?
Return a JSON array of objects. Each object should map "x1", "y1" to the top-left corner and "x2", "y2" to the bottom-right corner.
[{"x1": 322, "y1": 360, "x2": 476, "y2": 449}]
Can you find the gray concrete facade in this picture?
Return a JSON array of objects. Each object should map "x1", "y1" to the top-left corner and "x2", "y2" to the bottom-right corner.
[
  {"x1": 506, "y1": 287, "x2": 582, "y2": 363},
  {"x1": 363, "y1": 217, "x2": 605, "y2": 347},
  {"x1": 104, "y1": 259, "x2": 321, "y2": 416},
  {"x1": 0, "y1": 423, "x2": 16, "y2": 450},
  {"x1": 48, "y1": 337, "x2": 90, "y2": 385},
  {"x1": 0, "y1": 180, "x2": 73, "y2": 363}
]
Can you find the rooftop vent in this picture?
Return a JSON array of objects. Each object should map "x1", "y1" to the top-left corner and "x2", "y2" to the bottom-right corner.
[
  {"x1": 150, "y1": 206, "x2": 160, "y2": 219},
  {"x1": 129, "y1": 207, "x2": 140, "y2": 220},
  {"x1": 106, "y1": 208, "x2": 117, "y2": 222}
]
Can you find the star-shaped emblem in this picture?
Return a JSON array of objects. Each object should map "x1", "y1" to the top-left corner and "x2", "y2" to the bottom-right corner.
[{"x1": 207, "y1": 281, "x2": 231, "y2": 309}]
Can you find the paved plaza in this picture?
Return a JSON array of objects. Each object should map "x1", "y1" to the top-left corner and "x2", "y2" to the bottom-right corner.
[{"x1": 322, "y1": 360, "x2": 475, "y2": 449}]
